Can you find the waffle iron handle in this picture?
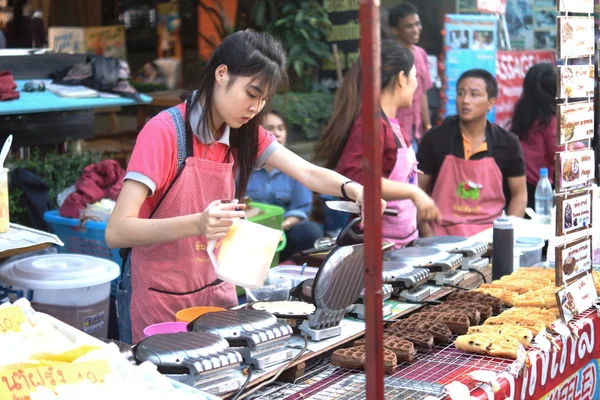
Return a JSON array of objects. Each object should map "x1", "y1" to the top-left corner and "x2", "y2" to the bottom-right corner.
[{"x1": 336, "y1": 216, "x2": 364, "y2": 247}]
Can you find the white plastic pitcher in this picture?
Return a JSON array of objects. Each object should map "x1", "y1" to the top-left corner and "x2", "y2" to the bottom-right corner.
[{"x1": 206, "y1": 219, "x2": 282, "y2": 289}]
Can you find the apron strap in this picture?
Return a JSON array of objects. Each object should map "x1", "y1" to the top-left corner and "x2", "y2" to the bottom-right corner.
[{"x1": 380, "y1": 109, "x2": 403, "y2": 149}]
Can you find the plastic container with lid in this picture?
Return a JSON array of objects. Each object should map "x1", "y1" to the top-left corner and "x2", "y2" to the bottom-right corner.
[
  {"x1": 245, "y1": 275, "x2": 292, "y2": 303},
  {"x1": 0, "y1": 254, "x2": 119, "y2": 338},
  {"x1": 515, "y1": 237, "x2": 546, "y2": 268},
  {"x1": 269, "y1": 265, "x2": 319, "y2": 287}
]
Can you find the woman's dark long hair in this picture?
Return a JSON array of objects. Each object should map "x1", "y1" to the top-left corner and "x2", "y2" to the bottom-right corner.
[
  {"x1": 186, "y1": 30, "x2": 287, "y2": 199},
  {"x1": 510, "y1": 63, "x2": 556, "y2": 142},
  {"x1": 314, "y1": 40, "x2": 414, "y2": 169}
]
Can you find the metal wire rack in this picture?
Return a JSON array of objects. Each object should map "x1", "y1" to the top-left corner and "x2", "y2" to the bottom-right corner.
[{"x1": 250, "y1": 339, "x2": 515, "y2": 400}]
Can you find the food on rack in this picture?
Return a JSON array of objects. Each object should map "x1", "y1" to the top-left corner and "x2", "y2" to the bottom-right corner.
[
  {"x1": 331, "y1": 345, "x2": 398, "y2": 374},
  {"x1": 512, "y1": 292, "x2": 545, "y2": 308},
  {"x1": 447, "y1": 291, "x2": 503, "y2": 313},
  {"x1": 389, "y1": 329, "x2": 435, "y2": 352},
  {"x1": 470, "y1": 287, "x2": 517, "y2": 307},
  {"x1": 388, "y1": 320, "x2": 452, "y2": 344},
  {"x1": 353, "y1": 336, "x2": 417, "y2": 362},
  {"x1": 251, "y1": 301, "x2": 316, "y2": 315},
  {"x1": 467, "y1": 325, "x2": 533, "y2": 347},
  {"x1": 502, "y1": 307, "x2": 558, "y2": 327},
  {"x1": 562, "y1": 158, "x2": 580, "y2": 182},
  {"x1": 423, "y1": 304, "x2": 481, "y2": 326},
  {"x1": 562, "y1": 256, "x2": 577, "y2": 276},
  {"x1": 445, "y1": 300, "x2": 493, "y2": 321},
  {"x1": 455, "y1": 333, "x2": 521, "y2": 359},
  {"x1": 484, "y1": 316, "x2": 545, "y2": 336},
  {"x1": 408, "y1": 311, "x2": 471, "y2": 335}
]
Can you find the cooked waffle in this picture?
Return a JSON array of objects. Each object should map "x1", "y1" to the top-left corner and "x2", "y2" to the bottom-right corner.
[
  {"x1": 513, "y1": 293, "x2": 545, "y2": 308},
  {"x1": 468, "y1": 325, "x2": 533, "y2": 347},
  {"x1": 383, "y1": 336, "x2": 417, "y2": 362},
  {"x1": 448, "y1": 291, "x2": 503, "y2": 313},
  {"x1": 445, "y1": 300, "x2": 493, "y2": 321},
  {"x1": 434, "y1": 311, "x2": 471, "y2": 334},
  {"x1": 389, "y1": 320, "x2": 452, "y2": 344},
  {"x1": 424, "y1": 304, "x2": 481, "y2": 326},
  {"x1": 501, "y1": 308, "x2": 557, "y2": 327},
  {"x1": 470, "y1": 287, "x2": 518, "y2": 307},
  {"x1": 484, "y1": 316, "x2": 545, "y2": 336},
  {"x1": 390, "y1": 329, "x2": 434, "y2": 352},
  {"x1": 455, "y1": 333, "x2": 521, "y2": 359},
  {"x1": 353, "y1": 332, "x2": 395, "y2": 347},
  {"x1": 331, "y1": 345, "x2": 397, "y2": 374}
]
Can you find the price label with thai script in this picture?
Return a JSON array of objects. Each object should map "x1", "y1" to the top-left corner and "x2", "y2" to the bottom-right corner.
[
  {"x1": 0, "y1": 360, "x2": 112, "y2": 399},
  {"x1": 0, "y1": 305, "x2": 26, "y2": 333},
  {"x1": 555, "y1": 191, "x2": 593, "y2": 237}
]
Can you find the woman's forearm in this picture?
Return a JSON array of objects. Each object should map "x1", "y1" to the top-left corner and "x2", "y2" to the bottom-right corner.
[{"x1": 106, "y1": 214, "x2": 200, "y2": 249}]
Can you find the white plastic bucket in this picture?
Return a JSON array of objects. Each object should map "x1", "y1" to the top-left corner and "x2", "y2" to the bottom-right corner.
[{"x1": 0, "y1": 254, "x2": 120, "y2": 338}]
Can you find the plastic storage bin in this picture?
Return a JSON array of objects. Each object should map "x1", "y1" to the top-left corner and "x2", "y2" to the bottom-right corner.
[
  {"x1": 270, "y1": 265, "x2": 319, "y2": 287},
  {"x1": 0, "y1": 254, "x2": 120, "y2": 338},
  {"x1": 44, "y1": 210, "x2": 122, "y2": 265},
  {"x1": 515, "y1": 237, "x2": 546, "y2": 268}
]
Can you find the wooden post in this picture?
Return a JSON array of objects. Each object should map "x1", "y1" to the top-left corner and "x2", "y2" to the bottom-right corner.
[{"x1": 358, "y1": 1, "x2": 384, "y2": 400}]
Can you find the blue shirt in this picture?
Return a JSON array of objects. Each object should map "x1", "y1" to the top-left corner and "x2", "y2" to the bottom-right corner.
[{"x1": 246, "y1": 168, "x2": 313, "y2": 220}]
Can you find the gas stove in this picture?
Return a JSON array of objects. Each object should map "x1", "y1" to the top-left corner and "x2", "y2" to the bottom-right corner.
[
  {"x1": 134, "y1": 331, "x2": 244, "y2": 396},
  {"x1": 190, "y1": 309, "x2": 293, "y2": 370}
]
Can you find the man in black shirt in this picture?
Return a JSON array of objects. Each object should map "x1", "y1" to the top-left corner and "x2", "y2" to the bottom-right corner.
[{"x1": 417, "y1": 69, "x2": 527, "y2": 237}]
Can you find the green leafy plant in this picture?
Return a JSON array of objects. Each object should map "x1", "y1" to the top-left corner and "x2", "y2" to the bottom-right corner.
[
  {"x1": 250, "y1": 0, "x2": 332, "y2": 91},
  {"x1": 8, "y1": 150, "x2": 102, "y2": 226},
  {"x1": 273, "y1": 91, "x2": 334, "y2": 139}
]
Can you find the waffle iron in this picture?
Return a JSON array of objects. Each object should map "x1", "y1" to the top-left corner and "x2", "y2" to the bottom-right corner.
[
  {"x1": 134, "y1": 331, "x2": 244, "y2": 395},
  {"x1": 189, "y1": 309, "x2": 293, "y2": 370},
  {"x1": 384, "y1": 246, "x2": 464, "y2": 287},
  {"x1": 348, "y1": 284, "x2": 395, "y2": 319},
  {"x1": 412, "y1": 236, "x2": 489, "y2": 271}
]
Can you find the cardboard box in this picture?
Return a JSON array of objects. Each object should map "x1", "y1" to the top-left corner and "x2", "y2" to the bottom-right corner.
[{"x1": 48, "y1": 25, "x2": 127, "y2": 61}]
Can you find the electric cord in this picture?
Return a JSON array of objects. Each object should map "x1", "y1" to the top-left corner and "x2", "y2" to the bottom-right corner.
[
  {"x1": 236, "y1": 334, "x2": 309, "y2": 400},
  {"x1": 231, "y1": 366, "x2": 254, "y2": 400},
  {"x1": 468, "y1": 267, "x2": 488, "y2": 284}
]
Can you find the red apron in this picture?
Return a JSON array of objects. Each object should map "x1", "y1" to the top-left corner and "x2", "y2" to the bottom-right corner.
[
  {"x1": 431, "y1": 130, "x2": 505, "y2": 237},
  {"x1": 129, "y1": 106, "x2": 237, "y2": 343},
  {"x1": 381, "y1": 116, "x2": 419, "y2": 248}
]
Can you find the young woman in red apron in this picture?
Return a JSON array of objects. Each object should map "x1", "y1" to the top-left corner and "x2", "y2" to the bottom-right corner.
[
  {"x1": 106, "y1": 31, "x2": 384, "y2": 344},
  {"x1": 314, "y1": 40, "x2": 440, "y2": 248}
]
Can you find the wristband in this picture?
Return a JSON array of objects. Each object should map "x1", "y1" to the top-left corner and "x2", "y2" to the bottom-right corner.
[{"x1": 341, "y1": 180, "x2": 356, "y2": 201}]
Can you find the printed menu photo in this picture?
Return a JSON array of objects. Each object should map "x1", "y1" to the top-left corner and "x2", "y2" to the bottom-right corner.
[
  {"x1": 557, "y1": 65, "x2": 595, "y2": 99},
  {"x1": 555, "y1": 237, "x2": 593, "y2": 285},
  {"x1": 556, "y1": 191, "x2": 593, "y2": 237},
  {"x1": 557, "y1": 0, "x2": 594, "y2": 13},
  {"x1": 556, "y1": 101, "x2": 594, "y2": 144},
  {"x1": 555, "y1": 149, "x2": 595, "y2": 191},
  {"x1": 555, "y1": 272, "x2": 597, "y2": 323},
  {"x1": 557, "y1": 17, "x2": 595, "y2": 59}
]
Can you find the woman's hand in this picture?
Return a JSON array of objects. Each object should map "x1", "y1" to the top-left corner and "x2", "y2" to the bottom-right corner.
[
  {"x1": 197, "y1": 200, "x2": 247, "y2": 241},
  {"x1": 411, "y1": 188, "x2": 441, "y2": 224},
  {"x1": 282, "y1": 216, "x2": 301, "y2": 231},
  {"x1": 347, "y1": 182, "x2": 388, "y2": 219}
]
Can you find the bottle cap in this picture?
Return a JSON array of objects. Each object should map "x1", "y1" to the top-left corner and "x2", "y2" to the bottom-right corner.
[{"x1": 540, "y1": 168, "x2": 548, "y2": 177}]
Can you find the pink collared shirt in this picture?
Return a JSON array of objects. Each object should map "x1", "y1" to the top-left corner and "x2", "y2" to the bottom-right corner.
[{"x1": 395, "y1": 44, "x2": 432, "y2": 141}]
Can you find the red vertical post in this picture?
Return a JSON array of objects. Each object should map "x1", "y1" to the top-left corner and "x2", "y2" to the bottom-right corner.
[{"x1": 358, "y1": 1, "x2": 384, "y2": 400}]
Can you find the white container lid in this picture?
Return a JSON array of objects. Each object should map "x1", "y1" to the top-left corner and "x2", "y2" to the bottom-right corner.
[{"x1": 0, "y1": 254, "x2": 120, "y2": 290}]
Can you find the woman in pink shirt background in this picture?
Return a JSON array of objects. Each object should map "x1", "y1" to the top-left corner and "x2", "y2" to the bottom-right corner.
[{"x1": 510, "y1": 63, "x2": 582, "y2": 210}]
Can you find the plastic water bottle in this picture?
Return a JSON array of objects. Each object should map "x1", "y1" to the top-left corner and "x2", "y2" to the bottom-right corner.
[{"x1": 535, "y1": 168, "x2": 553, "y2": 224}]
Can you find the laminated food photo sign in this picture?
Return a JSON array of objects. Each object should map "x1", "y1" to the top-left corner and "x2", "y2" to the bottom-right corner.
[
  {"x1": 555, "y1": 191, "x2": 593, "y2": 237},
  {"x1": 557, "y1": 17, "x2": 595, "y2": 59},
  {"x1": 556, "y1": 101, "x2": 594, "y2": 145},
  {"x1": 555, "y1": 149, "x2": 595, "y2": 191},
  {"x1": 555, "y1": 237, "x2": 593, "y2": 285},
  {"x1": 555, "y1": 272, "x2": 597, "y2": 323},
  {"x1": 557, "y1": 65, "x2": 595, "y2": 99},
  {"x1": 557, "y1": 0, "x2": 594, "y2": 13}
]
